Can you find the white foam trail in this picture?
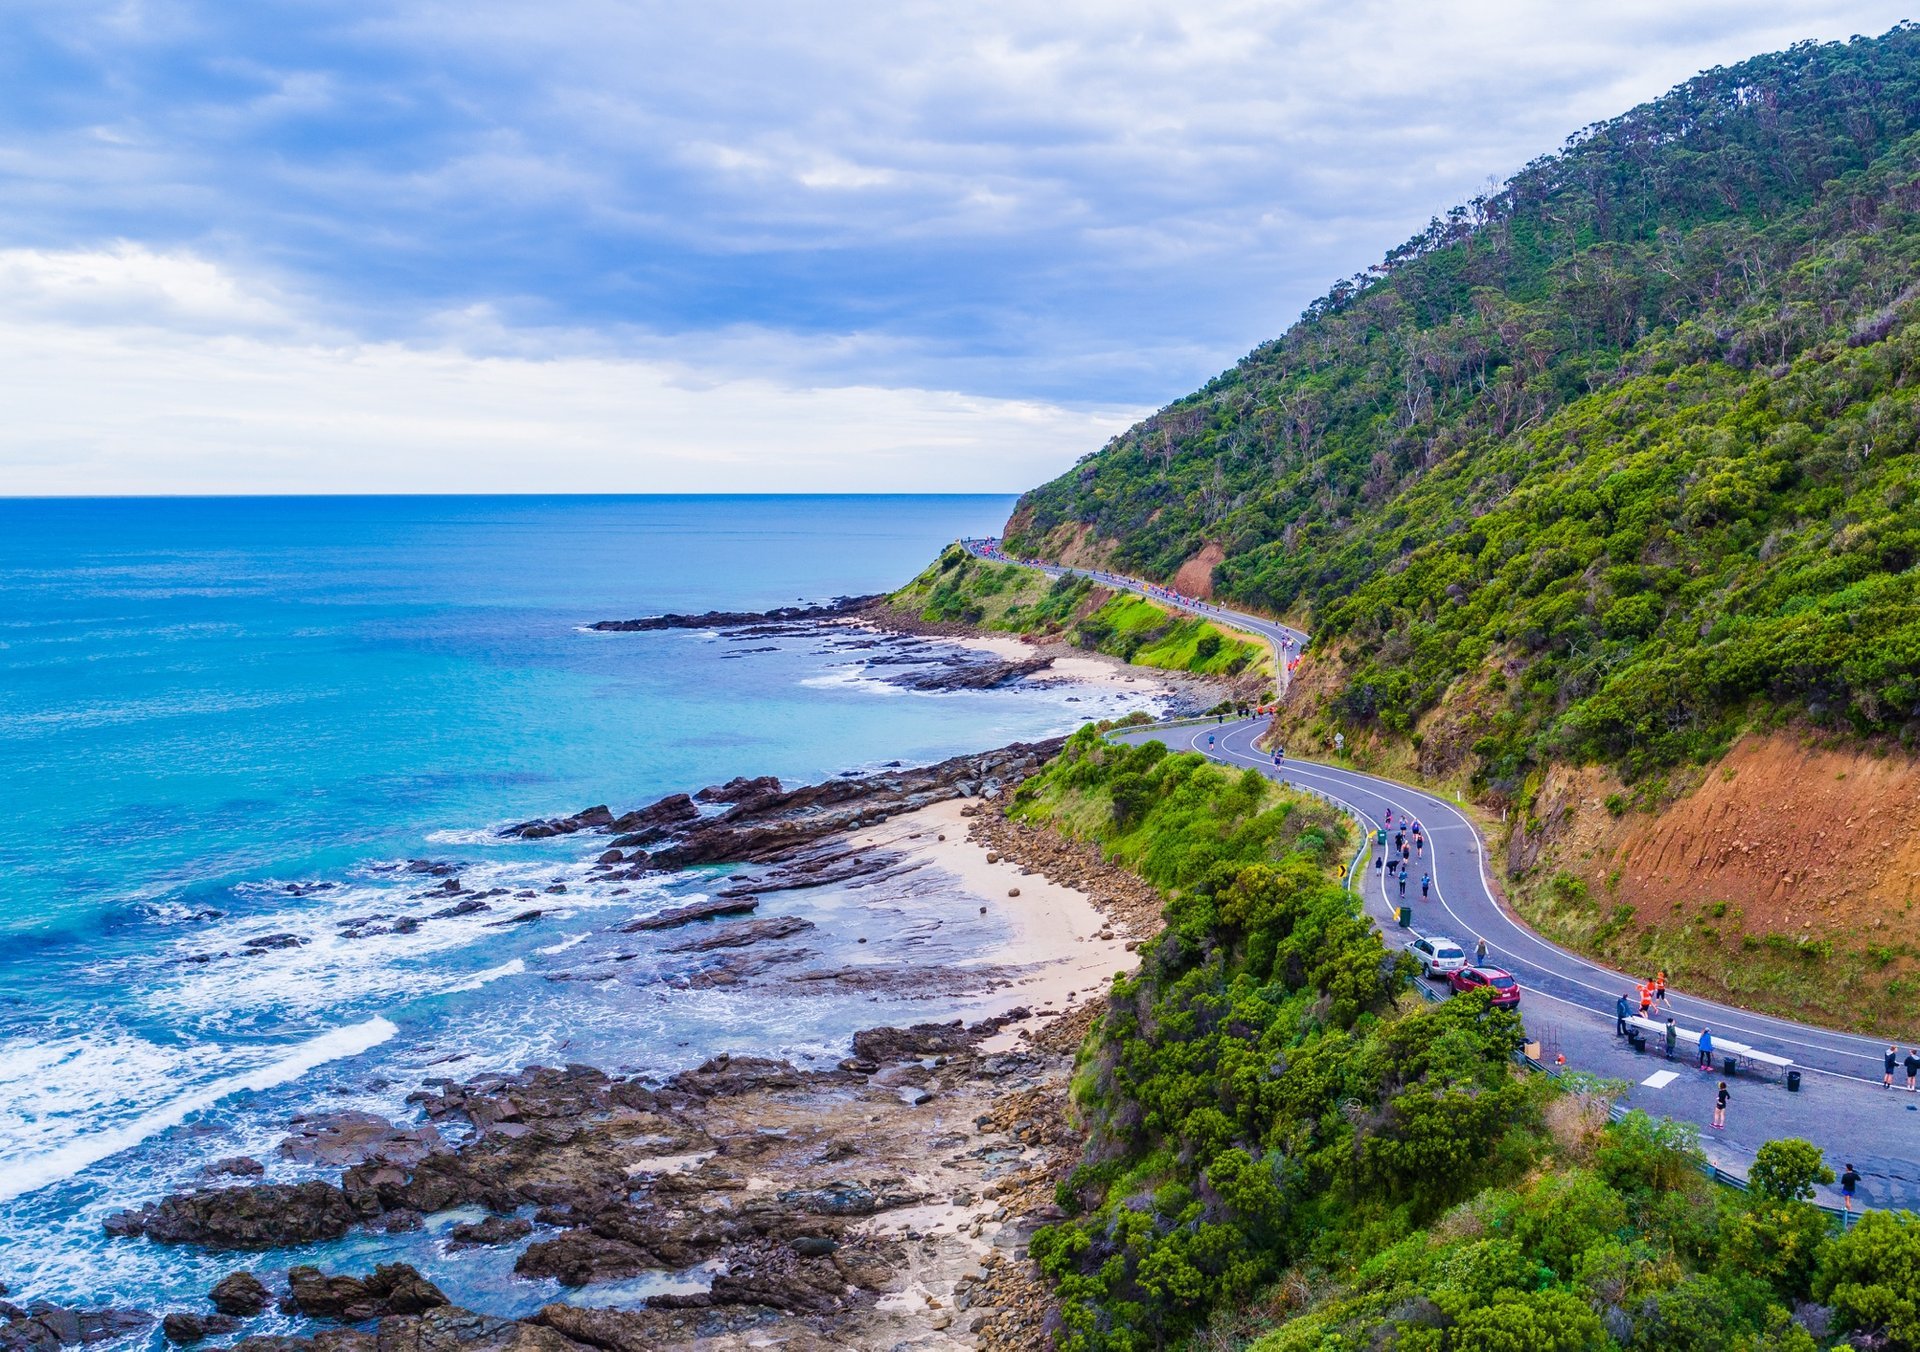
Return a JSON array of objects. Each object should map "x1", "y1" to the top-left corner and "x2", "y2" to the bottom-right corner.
[
  {"x1": 442, "y1": 958, "x2": 525, "y2": 993},
  {"x1": 0, "y1": 1016, "x2": 398, "y2": 1205},
  {"x1": 536, "y1": 934, "x2": 589, "y2": 956}
]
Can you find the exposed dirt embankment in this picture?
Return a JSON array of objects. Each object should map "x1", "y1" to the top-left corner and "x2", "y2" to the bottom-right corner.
[
  {"x1": 1511, "y1": 730, "x2": 1920, "y2": 1036},
  {"x1": 1170, "y1": 543, "x2": 1223, "y2": 599}
]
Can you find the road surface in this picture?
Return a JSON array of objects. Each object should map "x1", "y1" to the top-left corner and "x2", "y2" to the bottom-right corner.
[{"x1": 1118, "y1": 716, "x2": 1920, "y2": 1211}]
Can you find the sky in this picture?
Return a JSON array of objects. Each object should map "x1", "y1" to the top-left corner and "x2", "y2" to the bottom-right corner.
[{"x1": 0, "y1": 2, "x2": 1912, "y2": 495}]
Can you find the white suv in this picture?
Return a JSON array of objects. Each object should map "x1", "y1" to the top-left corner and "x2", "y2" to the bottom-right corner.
[{"x1": 1406, "y1": 934, "x2": 1467, "y2": 979}]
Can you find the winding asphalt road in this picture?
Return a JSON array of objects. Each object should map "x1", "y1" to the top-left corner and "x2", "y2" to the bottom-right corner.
[{"x1": 965, "y1": 538, "x2": 1920, "y2": 1209}]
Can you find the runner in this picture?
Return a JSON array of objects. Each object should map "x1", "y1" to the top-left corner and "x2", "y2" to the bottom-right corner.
[
  {"x1": 1638, "y1": 981, "x2": 1653, "y2": 1019},
  {"x1": 1397, "y1": 872, "x2": 1407, "y2": 900},
  {"x1": 1655, "y1": 971, "x2": 1669, "y2": 1005},
  {"x1": 1419, "y1": 873, "x2": 1431, "y2": 899},
  {"x1": 1841, "y1": 1163, "x2": 1861, "y2": 1213},
  {"x1": 1713, "y1": 1081, "x2": 1729, "y2": 1130}
]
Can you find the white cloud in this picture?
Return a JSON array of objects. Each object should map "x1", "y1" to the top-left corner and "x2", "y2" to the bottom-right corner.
[{"x1": 0, "y1": 246, "x2": 1139, "y2": 495}]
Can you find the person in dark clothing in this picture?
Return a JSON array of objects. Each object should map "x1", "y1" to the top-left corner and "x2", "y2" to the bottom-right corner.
[
  {"x1": 1665, "y1": 1019, "x2": 1677, "y2": 1059},
  {"x1": 1713, "y1": 1081, "x2": 1729, "y2": 1129},
  {"x1": 1616, "y1": 994, "x2": 1631, "y2": 1037},
  {"x1": 1698, "y1": 1027, "x2": 1713, "y2": 1069},
  {"x1": 1474, "y1": 937, "x2": 1487, "y2": 964},
  {"x1": 1906, "y1": 1048, "x2": 1920, "y2": 1091},
  {"x1": 1841, "y1": 1163, "x2": 1861, "y2": 1213},
  {"x1": 1887, "y1": 1046, "x2": 1899, "y2": 1089}
]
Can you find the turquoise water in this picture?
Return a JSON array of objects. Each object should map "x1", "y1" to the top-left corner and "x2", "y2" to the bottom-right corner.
[{"x1": 0, "y1": 496, "x2": 1166, "y2": 1314}]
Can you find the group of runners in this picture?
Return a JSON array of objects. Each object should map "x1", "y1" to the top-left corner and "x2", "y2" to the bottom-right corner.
[{"x1": 1373, "y1": 809, "x2": 1431, "y2": 901}]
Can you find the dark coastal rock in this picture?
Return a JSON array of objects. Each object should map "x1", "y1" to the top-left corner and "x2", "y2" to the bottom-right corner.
[
  {"x1": 586, "y1": 596, "x2": 881, "y2": 632},
  {"x1": 694, "y1": 775, "x2": 781, "y2": 804},
  {"x1": 241, "y1": 933, "x2": 306, "y2": 953},
  {"x1": 277, "y1": 1112, "x2": 444, "y2": 1169},
  {"x1": 202, "y1": 1156, "x2": 265, "y2": 1179},
  {"x1": 282, "y1": 1264, "x2": 447, "y2": 1322},
  {"x1": 208, "y1": 1273, "x2": 272, "y2": 1317},
  {"x1": 0, "y1": 1305, "x2": 153, "y2": 1351},
  {"x1": 666, "y1": 916, "x2": 812, "y2": 952},
  {"x1": 513, "y1": 1231, "x2": 654, "y2": 1287},
  {"x1": 892, "y1": 655, "x2": 1053, "y2": 691},
  {"x1": 106, "y1": 1180, "x2": 364, "y2": 1249},
  {"x1": 446, "y1": 1216, "x2": 532, "y2": 1249},
  {"x1": 530, "y1": 1305, "x2": 660, "y2": 1352},
  {"x1": 484, "y1": 910, "x2": 544, "y2": 928},
  {"x1": 427, "y1": 898, "x2": 490, "y2": 920},
  {"x1": 663, "y1": 1055, "x2": 807, "y2": 1098},
  {"x1": 161, "y1": 1312, "x2": 239, "y2": 1345},
  {"x1": 405, "y1": 860, "x2": 460, "y2": 877},
  {"x1": 850, "y1": 1020, "x2": 976, "y2": 1064},
  {"x1": 617, "y1": 897, "x2": 756, "y2": 931}
]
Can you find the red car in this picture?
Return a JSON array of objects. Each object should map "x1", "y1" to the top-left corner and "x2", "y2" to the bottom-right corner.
[{"x1": 1448, "y1": 966, "x2": 1521, "y2": 1008}]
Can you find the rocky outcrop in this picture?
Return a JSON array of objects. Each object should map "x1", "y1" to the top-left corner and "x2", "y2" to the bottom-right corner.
[
  {"x1": 446, "y1": 1216, "x2": 532, "y2": 1249},
  {"x1": 160, "y1": 1313, "x2": 240, "y2": 1345},
  {"x1": 694, "y1": 776, "x2": 781, "y2": 804},
  {"x1": 278, "y1": 1112, "x2": 445, "y2": 1168},
  {"x1": 586, "y1": 597, "x2": 882, "y2": 632},
  {"x1": 209, "y1": 1272, "x2": 272, "y2": 1317},
  {"x1": 665, "y1": 916, "x2": 812, "y2": 952},
  {"x1": 892, "y1": 655, "x2": 1053, "y2": 691},
  {"x1": 282, "y1": 1264, "x2": 447, "y2": 1322},
  {"x1": 105, "y1": 1181, "x2": 364, "y2": 1250},
  {"x1": 616, "y1": 897, "x2": 756, "y2": 932},
  {"x1": 0, "y1": 1305, "x2": 152, "y2": 1352}
]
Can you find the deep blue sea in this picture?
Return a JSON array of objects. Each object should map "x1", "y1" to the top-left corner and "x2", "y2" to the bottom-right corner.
[{"x1": 0, "y1": 496, "x2": 1167, "y2": 1316}]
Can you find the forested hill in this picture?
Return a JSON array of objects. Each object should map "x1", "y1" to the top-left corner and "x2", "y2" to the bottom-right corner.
[{"x1": 1004, "y1": 26, "x2": 1920, "y2": 794}]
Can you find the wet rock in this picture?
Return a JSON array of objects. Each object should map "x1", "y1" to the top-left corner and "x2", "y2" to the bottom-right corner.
[
  {"x1": 617, "y1": 897, "x2": 757, "y2": 931},
  {"x1": 161, "y1": 1313, "x2": 239, "y2": 1345},
  {"x1": 893, "y1": 656, "x2": 1052, "y2": 692},
  {"x1": 427, "y1": 898, "x2": 490, "y2": 920},
  {"x1": 404, "y1": 861, "x2": 460, "y2": 877},
  {"x1": 208, "y1": 1273, "x2": 272, "y2": 1318},
  {"x1": 202, "y1": 1157, "x2": 265, "y2": 1179},
  {"x1": 1, "y1": 1306, "x2": 152, "y2": 1351},
  {"x1": 106, "y1": 1180, "x2": 364, "y2": 1250},
  {"x1": 278, "y1": 1112, "x2": 444, "y2": 1169},
  {"x1": 375, "y1": 1209, "x2": 424, "y2": 1234},
  {"x1": 850, "y1": 1021, "x2": 974, "y2": 1063},
  {"x1": 241, "y1": 933, "x2": 306, "y2": 953},
  {"x1": 695, "y1": 776, "x2": 782, "y2": 805},
  {"x1": 663, "y1": 1055, "x2": 806, "y2": 1098},
  {"x1": 484, "y1": 910, "x2": 543, "y2": 928},
  {"x1": 282, "y1": 1264, "x2": 447, "y2": 1322},
  {"x1": 446, "y1": 1216, "x2": 532, "y2": 1249},
  {"x1": 513, "y1": 1231, "x2": 654, "y2": 1287},
  {"x1": 666, "y1": 916, "x2": 812, "y2": 952}
]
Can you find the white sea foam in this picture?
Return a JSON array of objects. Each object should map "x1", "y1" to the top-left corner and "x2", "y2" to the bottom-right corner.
[
  {"x1": 536, "y1": 933, "x2": 590, "y2": 956},
  {"x1": 0, "y1": 1016, "x2": 397, "y2": 1204},
  {"x1": 442, "y1": 958, "x2": 526, "y2": 993}
]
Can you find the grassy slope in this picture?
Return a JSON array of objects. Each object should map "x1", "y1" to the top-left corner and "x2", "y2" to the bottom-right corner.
[
  {"x1": 1013, "y1": 730, "x2": 1898, "y2": 1351},
  {"x1": 888, "y1": 545, "x2": 1268, "y2": 680}
]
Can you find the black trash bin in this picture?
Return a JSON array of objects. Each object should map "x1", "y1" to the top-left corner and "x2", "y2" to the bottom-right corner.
[
  {"x1": 1396, "y1": 906, "x2": 1411, "y2": 928},
  {"x1": 1786, "y1": 1069, "x2": 1801, "y2": 1093},
  {"x1": 1724, "y1": 1056, "x2": 1738, "y2": 1077}
]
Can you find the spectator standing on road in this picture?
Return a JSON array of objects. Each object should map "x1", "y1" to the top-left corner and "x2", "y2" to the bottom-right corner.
[
  {"x1": 1698, "y1": 1027, "x2": 1713, "y2": 1069},
  {"x1": 1886, "y1": 1046, "x2": 1899, "y2": 1089},
  {"x1": 1906, "y1": 1048, "x2": 1920, "y2": 1091},
  {"x1": 1474, "y1": 937, "x2": 1487, "y2": 964},
  {"x1": 1713, "y1": 1081, "x2": 1729, "y2": 1129},
  {"x1": 1616, "y1": 994, "x2": 1631, "y2": 1037},
  {"x1": 1666, "y1": 1019, "x2": 1677, "y2": 1059},
  {"x1": 1841, "y1": 1163, "x2": 1861, "y2": 1213}
]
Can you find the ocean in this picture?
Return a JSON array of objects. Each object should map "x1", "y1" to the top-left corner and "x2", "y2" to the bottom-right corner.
[{"x1": 0, "y1": 495, "x2": 1166, "y2": 1315}]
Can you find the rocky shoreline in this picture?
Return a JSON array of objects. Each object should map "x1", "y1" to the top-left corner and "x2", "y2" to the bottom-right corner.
[{"x1": 7, "y1": 741, "x2": 1168, "y2": 1352}]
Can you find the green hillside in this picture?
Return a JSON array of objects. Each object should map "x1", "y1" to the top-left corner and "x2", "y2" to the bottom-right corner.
[
  {"x1": 1004, "y1": 27, "x2": 1920, "y2": 797},
  {"x1": 888, "y1": 545, "x2": 1267, "y2": 679}
]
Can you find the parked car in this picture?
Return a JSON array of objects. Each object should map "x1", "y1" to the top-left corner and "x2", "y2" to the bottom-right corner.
[
  {"x1": 1406, "y1": 934, "x2": 1467, "y2": 978},
  {"x1": 1448, "y1": 965, "x2": 1521, "y2": 1008}
]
